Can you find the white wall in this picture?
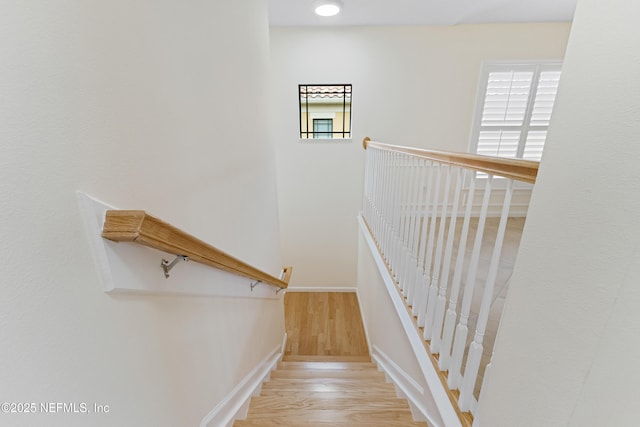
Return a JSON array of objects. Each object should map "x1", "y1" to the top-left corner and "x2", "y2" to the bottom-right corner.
[
  {"x1": 0, "y1": 1, "x2": 284, "y2": 426},
  {"x1": 270, "y1": 23, "x2": 570, "y2": 287},
  {"x1": 476, "y1": 1, "x2": 640, "y2": 425},
  {"x1": 357, "y1": 231, "x2": 447, "y2": 426}
]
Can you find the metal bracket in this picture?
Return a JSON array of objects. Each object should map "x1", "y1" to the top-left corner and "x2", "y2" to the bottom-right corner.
[
  {"x1": 250, "y1": 280, "x2": 262, "y2": 291},
  {"x1": 250, "y1": 280, "x2": 286, "y2": 295},
  {"x1": 161, "y1": 255, "x2": 189, "y2": 278}
]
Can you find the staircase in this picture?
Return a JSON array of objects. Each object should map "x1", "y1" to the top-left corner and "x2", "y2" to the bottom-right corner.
[{"x1": 234, "y1": 360, "x2": 428, "y2": 426}]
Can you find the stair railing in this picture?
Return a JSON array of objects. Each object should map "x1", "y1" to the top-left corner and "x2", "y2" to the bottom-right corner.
[
  {"x1": 102, "y1": 210, "x2": 291, "y2": 290},
  {"x1": 361, "y1": 137, "x2": 538, "y2": 421}
]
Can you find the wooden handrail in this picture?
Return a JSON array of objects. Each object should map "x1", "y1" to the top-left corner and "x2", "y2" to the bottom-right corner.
[
  {"x1": 362, "y1": 137, "x2": 539, "y2": 184},
  {"x1": 102, "y1": 210, "x2": 290, "y2": 289}
]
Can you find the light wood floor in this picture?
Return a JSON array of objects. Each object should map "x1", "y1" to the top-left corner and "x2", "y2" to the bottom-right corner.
[
  {"x1": 234, "y1": 292, "x2": 427, "y2": 426},
  {"x1": 234, "y1": 361, "x2": 428, "y2": 427},
  {"x1": 283, "y1": 292, "x2": 370, "y2": 361}
]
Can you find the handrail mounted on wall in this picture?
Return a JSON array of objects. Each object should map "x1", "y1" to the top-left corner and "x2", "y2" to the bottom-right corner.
[{"x1": 101, "y1": 210, "x2": 290, "y2": 290}]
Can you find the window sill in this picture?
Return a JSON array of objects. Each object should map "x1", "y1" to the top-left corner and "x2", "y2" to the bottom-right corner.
[{"x1": 299, "y1": 138, "x2": 353, "y2": 143}]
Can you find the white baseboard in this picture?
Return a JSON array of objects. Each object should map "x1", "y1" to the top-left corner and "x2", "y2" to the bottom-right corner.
[
  {"x1": 354, "y1": 288, "x2": 373, "y2": 354},
  {"x1": 372, "y1": 345, "x2": 433, "y2": 424},
  {"x1": 200, "y1": 344, "x2": 282, "y2": 427},
  {"x1": 281, "y1": 333, "x2": 288, "y2": 356},
  {"x1": 284, "y1": 286, "x2": 357, "y2": 293}
]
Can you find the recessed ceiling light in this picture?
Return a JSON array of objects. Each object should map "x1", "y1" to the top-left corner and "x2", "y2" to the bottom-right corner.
[{"x1": 313, "y1": 0, "x2": 343, "y2": 17}]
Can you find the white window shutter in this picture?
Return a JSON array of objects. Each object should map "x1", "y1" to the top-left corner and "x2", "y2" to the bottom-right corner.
[
  {"x1": 474, "y1": 63, "x2": 562, "y2": 163},
  {"x1": 523, "y1": 130, "x2": 547, "y2": 160},
  {"x1": 478, "y1": 130, "x2": 520, "y2": 158},
  {"x1": 529, "y1": 71, "x2": 561, "y2": 127},
  {"x1": 481, "y1": 71, "x2": 533, "y2": 127}
]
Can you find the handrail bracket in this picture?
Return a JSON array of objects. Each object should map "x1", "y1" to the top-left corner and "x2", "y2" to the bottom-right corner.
[
  {"x1": 250, "y1": 280, "x2": 262, "y2": 291},
  {"x1": 161, "y1": 255, "x2": 189, "y2": 278}
]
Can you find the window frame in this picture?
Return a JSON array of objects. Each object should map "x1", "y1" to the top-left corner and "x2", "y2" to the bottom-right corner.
[
  {"x1": 468, "y1": 60, "x2": 563, "y2": 162},
  {"x1": 299, "y1": 84, "x2": 352, "y2": 140}
]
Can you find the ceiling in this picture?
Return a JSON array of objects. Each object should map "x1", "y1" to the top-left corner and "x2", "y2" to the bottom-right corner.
[{"x1": 266, "y1": 0, "x2": 577, "y2": 27}]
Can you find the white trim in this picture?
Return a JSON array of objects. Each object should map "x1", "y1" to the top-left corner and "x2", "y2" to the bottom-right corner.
[
  {"x1": 309, "y1": 112, "x2": 336, "y2": 120},
  {"x1": 355, "y1": 288, "x2": 373, "y2": 354},
  {"x1": 76, "y1": 191, "x2": 115, "y2": 292},
  {"x1": 200, "y1": 344, "x2": 282, "y2": 427},
  {"x1": 372, "y1": 346, "x2": 438, "y2": 425},
  {"x1": 358, "y1": 214, "x2": 462, "y2": 427},
  {"x1": 372, "y1": 345, "x2": 424, "y2": 395},
  {"x1": 281, "y1": 333, "x2": 288, "y2": 357},
  {"x1": 298, "y1": 138, "x2": 353, "y2": 143},
  {"x1": 76, "y1": 192, "x2": 282, "y2": 299},
  {"x1": 284, "y1": 286, "x2": 357, "y2": 293}
]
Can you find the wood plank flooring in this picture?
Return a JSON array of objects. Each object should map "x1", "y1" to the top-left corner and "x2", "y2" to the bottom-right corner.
[{"x1": 283, "y1": 292, "x2": 369, "y2": 361}]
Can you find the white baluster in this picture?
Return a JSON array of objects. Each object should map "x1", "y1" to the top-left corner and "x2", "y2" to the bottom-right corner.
[
  {"x1": 370, "y1": 149, "x2": 381, "y2": 249},
  {"x1": 405, "y1": 158, "x2": 421, "y2": 268},
  {"x1": 391, "y1": 154, "x2": 405, "y2": 287},
  {"x1": 416, "y1": 164, "x2": 442, "y2": 327},
  {"x1": 459, "y1": 178, "x2": 514, "y2": 411},
  {"x1": 406, "y1": 160, "x2": 427, "y2": 305},
  {"x1": 367, "y1": 148, "x2": 376, "y2": 222},
  {"x1": 381, "y1": 152, "x2": 397, "y2": 282},
  {"x1": 377, "y1": 151, "x2": 389, "y2": 269},
  {"x1": 411, "y1": 162, "x2": 434, "y2": 312},
  {"x1": 403, "y1": 157, "x2": 417, "y2": 244},
  {"x1": 449, "y1": 174, "x2": 493, "y2": 389},
  {"x1": 430, "y1": 167, "x2": 464, "y2": 353},
  {"x1": 424, "y1": 165, "x2": 452, "y2": 338},
  {"x1": 396, "y1": 156, "x2": 408, "y2": 263},
  {"x1": 388, "y1": 153, "x2": 403, "y2": 277},
  {"x1": 370, "y1": 149, "x2": 381, "y2": 243},
  {"x1": 399, "y1": 157, "x2": 418, "y2": 291},
  {"x1": 379, "y1": 150, "x2": 391, "y2": 263},
  {"x1": 399, "y1": 158, "x2": 415, "y2": 293},
  {"x1": 371, "y1": 148, "x2": 382, "y2": 236},
  {"x1": 376, "y1": 149, "x2": 385, "y2": 234},
  {"x1": 411, "y1": 159, "x2": 427, "y2": 260},
  {"x1": 440, "y1": 171, "x2": 474, "y2": 372},
  {"x1": 393, "y1": 154, "x2": 408, "y2": 284},
  {"x1": 390, "y1": 153, "x2": 402, "y2": 274}
]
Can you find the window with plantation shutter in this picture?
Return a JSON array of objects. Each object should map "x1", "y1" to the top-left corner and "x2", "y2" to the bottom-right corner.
[{"x1": 470, "y1": 62, "x2": 562, "y2": 163}]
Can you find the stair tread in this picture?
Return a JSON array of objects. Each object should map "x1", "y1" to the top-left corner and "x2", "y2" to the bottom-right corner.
[
  {"x1": 278, "y1": 361, "x2": 377, "y2": 370},
  {"x1": 242, "y1": 408, "x2": 417, "y2": 422},
  {"x1": 282, "y1": 355, "x2": 372, "y2": 362},
  {"x1": 260, "y1": 379, "x2": 397, "y2": 393},
  {"x1": 248, "y1": 394, "x2": 411, "y2": 411},
  {"x1": 259, "y1": 389, "x2": 399, "y2": 398},
  {"x1": 270, "y1": 369, "x2": 385, "y2": 380},
  {"x1": 235, "y1": 419, "x2": 427, "y2": 427}
]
